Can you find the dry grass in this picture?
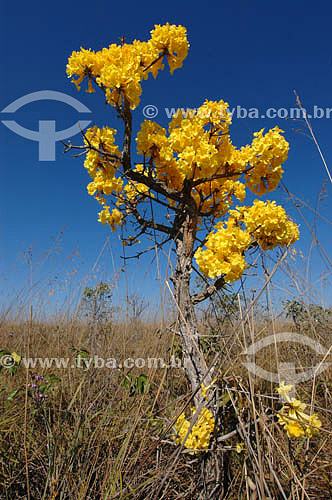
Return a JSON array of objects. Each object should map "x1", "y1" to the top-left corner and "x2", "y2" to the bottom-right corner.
[{"x1": 0, "y1": 301, "x2": 331, "y2": 499}]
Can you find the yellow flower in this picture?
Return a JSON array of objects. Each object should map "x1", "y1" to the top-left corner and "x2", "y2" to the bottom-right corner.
[
  {"x1": 231, "y1": 200, "x2": 299, "y2": 251},
  {"x1": 242, "y1": 127, "x2": 289, "y2": 195},
  {"x1": 276, "y1": 381, "x2": 294, "y2": 402},
  {"x1": 98, "y1": 207, "x2": 123, "y2": 231},
  {"x1": 236, "y1": 442, "x2": 245, "y2": 453},
  {"x1": 11, "y1": 352, "x2": 21, "y2": 363},
  {"x1": 67, "y1": 24, "x2": 189, "y2": 108},
  {"x1": 201, "y1": 384, "x2": 208, "y2": 400},
  {"x1": 194, "y1": 219, "x2": 250, "y2": 281},
  {"x1": 174, "y1": 407, "x2": 215, "y2": 453},
  {"x1": 150, "y1": 23, "x2": 189, "y2": 74},
  {"x1": 276, "y1": 383, "x2": 322, "y2": 439},
  {"x1": 283, "y1": 420, "x2": 305, "y2": 439}
]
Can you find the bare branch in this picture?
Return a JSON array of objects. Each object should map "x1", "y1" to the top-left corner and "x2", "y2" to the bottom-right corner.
[
  {"x1": 192, "y1": 276, "x2": 226, "y2": 304},
  {"x1": 61, "y1": 139, "x2": 122, "y2": 163},
  {"x1": 192, "y1": 165, "x2": 255, "y2": 188},
  {"x1": 142, "y1": 49, "x2": 168, "y2": 73},
  {"x1": 120, "y1": 234, "x2": 173, "y2": 260},
  {"x1": 128, "y1": 205, "x2": 173, "y2": 235}
]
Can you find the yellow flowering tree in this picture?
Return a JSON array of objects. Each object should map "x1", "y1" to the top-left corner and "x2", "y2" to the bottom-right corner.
[{"x1": 65, "y1": 23, "x2": 299, "y2": 465}]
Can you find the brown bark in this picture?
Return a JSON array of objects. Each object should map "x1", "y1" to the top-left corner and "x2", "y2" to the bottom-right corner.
[
  {"x1": 170, "y1": 214, "x2": 228, "y2": 499},
  {"x1": 170, "y1": 213, "x2": 212, "y2": 407}
]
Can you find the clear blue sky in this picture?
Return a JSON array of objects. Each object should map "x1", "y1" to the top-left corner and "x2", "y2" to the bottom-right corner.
[{"x1": 1, "y1": 0, "x2": 332, "y2": 316}]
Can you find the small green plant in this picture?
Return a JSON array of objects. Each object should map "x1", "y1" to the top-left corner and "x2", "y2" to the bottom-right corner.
[
  {"x1": 284, "y1": 299, "x2": 332, "y2": 329},
  {"x1": 72, "y1": 346, "x2": 90, "y2": 365},
  {"x1": 123, "y1": 373, "x2": 150, "y2": 396},
  {"x1": 80, "y1": 281, "x2": 115, "y2": 324}
]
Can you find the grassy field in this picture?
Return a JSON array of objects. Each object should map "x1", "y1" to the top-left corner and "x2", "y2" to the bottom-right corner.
[{"x1": 0, "y1": 292, "x2": 331, "y2": 499}]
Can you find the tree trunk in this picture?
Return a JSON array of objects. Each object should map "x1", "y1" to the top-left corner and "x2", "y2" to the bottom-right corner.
[
  {"x1": 171, "y1": 214, "x2": 228, "y2": 499},
  {"x1": 170, "y1": 213, "x2": 211, "y2": 407}
]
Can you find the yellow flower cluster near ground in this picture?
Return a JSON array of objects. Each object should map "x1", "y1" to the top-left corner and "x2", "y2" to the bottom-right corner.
[
  {"x1": 67, "y1": 23, "x2": 189, "y2": 109},
  {"x1": 277, "y1": 382, "x2": 322, "y2": 439},
  {"x1": 174, "y1": 407, "x2": 215, "y2": 453}
]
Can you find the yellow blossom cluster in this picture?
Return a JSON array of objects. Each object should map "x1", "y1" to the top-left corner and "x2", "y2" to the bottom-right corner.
[
  {"x1": 276, "y1": 382, "x2": 322, "y2": 439},
  {"x1": 136, "y1": 100, "x2": 250, "y2": 214},
  {"x1": 121, "y1": 180, "x2": 151, "y2": 206},
  {"x1": 84, "y1": 126, "x2": 123, "y2": 205},
  {"x1": 174, "y1": 407, "x2": 215, "y2": 453},
  {"x1": 230, "y1": 200, "x2": 300, "y2": 250},
  {"x1": 83, "y1": 127, "x2": 153, "y2": 228},
  {"x1": 195, "y1": 201, "x2": 299, "y2": 281},
  {"x1": 116, "y1": 165, "x2": 153, "y2": 210},
  {"x1": 194, "y1": 218, "x2": 251, "y2": 281},
  {"x1": 136, "y1": 104, "x2": 289, "y2": 217},
  {"x1": 67, "y1": 23, "x2": 189, "y2": 109},
  {"x1": 236, "y1": 126, "x2": 289, "y2": 195},
  {"x1": 136, "y1": 100, "x2": 233, "y2": 187},
  {"x1": 97, "y1": 206, "x2": 123, "y2": 232},
  {"x1": 84, "y1": 135, "x2": 123, "y2": 226},
  {"x1": 193, "y1": 180, "x2": 246, "y2": 217}
]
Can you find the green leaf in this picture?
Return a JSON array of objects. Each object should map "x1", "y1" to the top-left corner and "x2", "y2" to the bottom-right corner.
[
  {"x1": 123, "y1": 374, "x2": 135, "y2": 388},
  {"x1": 7, "y1": 388, "x2": 20, "y2": 402},
  {"x1": 137, "y1": 374, "x2": 149, "y2": 394},
  {"x1": 46, "y1": 374, "x2": 61, "y2": 384}
]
